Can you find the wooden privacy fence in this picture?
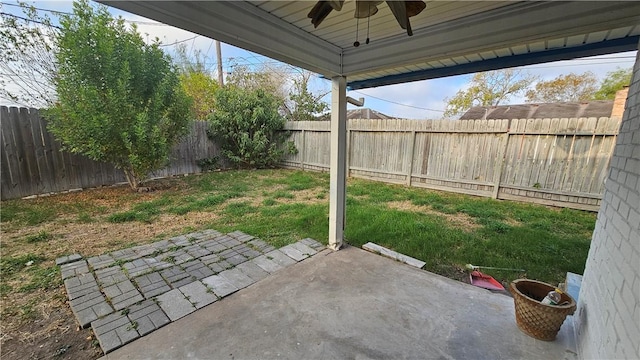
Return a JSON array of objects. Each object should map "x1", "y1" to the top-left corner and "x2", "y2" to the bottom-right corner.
[
  {"x1": 1, "y1": 106, "x2": 220, "y2": 200},
  {"x1": 281, "y1": 117, "x2": 621, "y2": 211}
]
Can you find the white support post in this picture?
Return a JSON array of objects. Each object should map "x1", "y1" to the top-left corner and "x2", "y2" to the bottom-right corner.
[{"x1": 328, "y1": 76, "x2": 347, "y2": 251}]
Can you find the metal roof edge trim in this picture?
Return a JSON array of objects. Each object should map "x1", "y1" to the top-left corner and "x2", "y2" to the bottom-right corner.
[{"x1": 347, "y1": 36, "x2": 639, "y2": 90}]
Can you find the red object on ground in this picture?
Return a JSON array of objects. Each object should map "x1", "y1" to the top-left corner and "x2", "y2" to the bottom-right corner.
[{"x1": 469, "y1": 270, "x2": 505, "y2": 291}]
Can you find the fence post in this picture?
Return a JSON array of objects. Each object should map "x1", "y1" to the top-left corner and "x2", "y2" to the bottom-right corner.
[
  {"x1": 492, "y1": 131, "x2": 510, "y2": 199},
  {"x1": 406, "y1": 130, "x2": 416, "y2": 186},
  {"x1": 300, "y1": 129, "x2": 305, "y2": 170}
]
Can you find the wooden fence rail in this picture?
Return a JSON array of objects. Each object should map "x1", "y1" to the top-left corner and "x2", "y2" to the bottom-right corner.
[
  {"x1": 282, "y1": 117, "x2": 621, "y2": 211},
  {"x1": 1, "y1": 106, "x2": 221, "y2": 200}
]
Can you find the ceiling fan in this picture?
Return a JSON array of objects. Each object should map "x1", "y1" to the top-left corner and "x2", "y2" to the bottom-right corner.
[{"x1": 308, "y1": 0, "x2": 426, "y2": 39}]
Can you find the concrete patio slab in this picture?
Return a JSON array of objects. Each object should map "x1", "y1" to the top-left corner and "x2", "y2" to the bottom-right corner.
[{"x1": 103, "y1": 245, "x2": 576, "y2": 360}]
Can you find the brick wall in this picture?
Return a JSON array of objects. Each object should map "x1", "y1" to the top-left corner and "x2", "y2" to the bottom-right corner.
[{"x1": 574, "y1": 48, "x2": 640, "y2": 359}]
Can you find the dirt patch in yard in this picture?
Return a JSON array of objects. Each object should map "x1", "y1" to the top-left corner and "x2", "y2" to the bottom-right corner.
[
  {"x1": 1, "y1": 209, "x2": 220, "y2": 360},
  {"x1": 1, "y1": 288, "x2": 102, "y2": 360},
  {"x1": 386, "y1": 200, "x2": 481, "y2": 232},
  {"x1": 3, "y1": 212, "x2": 220, "y2": 260}
]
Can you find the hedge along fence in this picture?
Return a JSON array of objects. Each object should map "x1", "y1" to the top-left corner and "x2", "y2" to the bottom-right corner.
[
  {"x1": 281, "y1": 117, "x2": 622, "y2": 211},
  {"x1": 1, "y1": 106, "x2": 221, "y2": 200}
]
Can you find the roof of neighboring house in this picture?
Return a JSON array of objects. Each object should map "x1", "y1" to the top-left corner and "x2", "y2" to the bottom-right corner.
[
  {"x1": 459, "y1": 101, "x2": 614, "y2": 120},
  {"x1": 316, "y1": 108, "x2": 394, "y2": 121},
  {"x1": 347, "y1": 108, "x2": 394, "y2": 120}
]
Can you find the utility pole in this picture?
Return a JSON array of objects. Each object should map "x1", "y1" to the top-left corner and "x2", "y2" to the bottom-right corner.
[{"x1": 216, "y1": 40, "x2": 224, "y2": 86}]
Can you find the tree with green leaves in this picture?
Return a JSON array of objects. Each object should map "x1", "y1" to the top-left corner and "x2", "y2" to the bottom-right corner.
[
  {"x1": 179, "y1": 70, "x2": 218, "y2": 120},
  {"x1": 46, "y1": 0, "x2": 192, "y2": 190},
  {"x1": 525, "y1": 72, "x2": 598, "y2": 103},
  {"x1": 0, "y1": 2, "x2": 59, "y2": 107},
  {"x1": 286, "y1": 70, "x2": 329, "y2": 121},
  {"x1": 208, "y1": 85, "x2": 295, "y2": 168},
  {"x1": 593, "y1": 67, "x2": 632, "y2": 100},
  {"x1": 444, "y1": 69, "x2": 538, "y2": 118},
  {"x1": 172, "y1": 43, "x2": 219, "y2": 120}
]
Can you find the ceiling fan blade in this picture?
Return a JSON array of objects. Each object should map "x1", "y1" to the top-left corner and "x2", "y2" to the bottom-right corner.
[
  {"x1": 386, "y1": 1, "x2": 413, "y2": 35},
  {"x1": 308, "y1": 1, "x2": 343, "y2": 28},
  {"x1": 406, "y1": 1, "x2": 426, "y2": 17},
  {"x1": 328, "y1": 0, "x2": 345, "y2": 11}
]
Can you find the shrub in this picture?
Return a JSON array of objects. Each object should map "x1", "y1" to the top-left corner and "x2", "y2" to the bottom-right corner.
[
  {"x1": 207, "y1": 86, "x2": 295, "y2": 168},
  {"x1": 46, "y1": 0, "x2": 193, "y2": 190}
]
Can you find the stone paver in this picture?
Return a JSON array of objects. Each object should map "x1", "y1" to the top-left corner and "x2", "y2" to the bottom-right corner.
[
  {"x1": 228, "y1": 230, "x2": 254, "y2": 243},
  {"x1": 60, "y1": 260, "x2": 90, "y2": 280},
  {"x1": 290, "y1": 242, "x2": 318, "y2": 256},
  {"x1": 300, "y1": 238, "x2": 325, "y2": 250},
  {"x1": 133, "y1": 272, "x2": 171, "y2": 298},
  {"x1": 95, "y1": 267, "x2": 128, "y2": 287},
  {"x1": 160, "y1": 266, "x2": 192, "y2": 288},
  {"x1": 110, "y1": 249, "x2": 139, "y2": 263},
  {"x1": 124, "y1": 258, "x2": 170, "y2": 278},
  {"x1": 65, "y1": 273, "x2": 100, "y2": 300},
  {"x1": 199, "y1": 253, "x2": 221, "y2": 266},
  {"x1": 235, "y1": 261, "x2": 269, "y2": 282},
  {"x1": 247, "y1": 239, "x2": 273, "y2": 252},
  {"x1": 87, "y1": 254, "x2": 115, "y2": 270},
  {"x1": 69, "y1": 291, "x2": 113, "y2": 328},
  {"x1": 265, "y1": 249, "x2": 298, "y2": 267},
  {"x1": 279, "y1": 244, "x2": 309, "y2": 262},
  {"x1": 181, "y1": 260, "x2": 215, "y2": 280},
  {"x1": 91, "y1": 312, "x2": 140, "y2": 354},
  {"x1": 202, "y1": 275, "x2": 239, "y2": 298},
  {"x1": 219, "y1": 268, "x2": 256, "y2": 289},
  {"x1": 156, "y1": 289, "x2": 196, "y2": 321},
  {"x1": 251, "y1": 254, "x2": 284, "y2": 274},
  {"x1": 59, "y1": 229, "x2": 323, "y2": 354},
  {"x1": 56, "y1": 254, "x2": 83, "y2": 266},
  {"x1": 184, "y1": 244, "x2": 210, "y2": 258},
  {"x1": 362, "y1": 242, "x2": 426, "y2": 269},
  {"x1": 127, "y1": 300, "x2": 170, "y2": 336},
  {"x1": 103, "y1": 280, "x2": 144, "y2": 310},
  {"x1": 179, "y1": 281, "x2": 217, "y2": 309}
]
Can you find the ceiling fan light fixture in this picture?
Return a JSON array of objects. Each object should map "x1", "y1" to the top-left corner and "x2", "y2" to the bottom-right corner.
[{"x1": 354, "y1": 1, "x2": 383, "y2": 19}]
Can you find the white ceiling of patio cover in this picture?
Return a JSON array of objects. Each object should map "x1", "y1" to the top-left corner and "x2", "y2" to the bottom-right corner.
[{"x1": 102, "y1": 1, "x2": 640, "y2": 88}]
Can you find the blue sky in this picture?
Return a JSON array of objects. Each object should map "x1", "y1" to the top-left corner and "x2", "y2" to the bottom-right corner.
[{"x1": 2, "y1": 1, "x2": 637, "y2": 118}]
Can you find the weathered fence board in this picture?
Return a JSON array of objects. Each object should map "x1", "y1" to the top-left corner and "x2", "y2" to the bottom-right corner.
[
  {"x1": 283, "y1": 117, "x2": 620, "y2": 211},
  {"x1": 1, "y1": 107, "x2": 221, "y2": 200}
]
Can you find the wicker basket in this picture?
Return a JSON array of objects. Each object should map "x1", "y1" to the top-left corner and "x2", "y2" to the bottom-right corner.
[{"x1": 510, "y1": 279, "x2": 576, "y2": 341}]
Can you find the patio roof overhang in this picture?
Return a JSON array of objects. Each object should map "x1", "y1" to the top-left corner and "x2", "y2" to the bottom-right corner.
[
  {"x1": 101, "y1": 0, "x2": 640, "y2": 250},
  {"x1": 101, "y1": 1, "x2": 640, "y2": 89}
]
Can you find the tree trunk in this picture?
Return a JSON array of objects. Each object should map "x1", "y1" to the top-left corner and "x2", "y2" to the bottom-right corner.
[{"x1": 123, "y1": 168, "x2": 139, "y2": 190}]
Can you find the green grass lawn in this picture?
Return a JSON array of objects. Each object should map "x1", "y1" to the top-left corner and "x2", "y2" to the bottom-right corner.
[{"x1": 1, "y1": 168, "x2": 595, "y2": 330}]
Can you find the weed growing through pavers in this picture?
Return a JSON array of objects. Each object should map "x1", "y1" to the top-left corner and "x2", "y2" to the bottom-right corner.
[
  {"x1": 162, "y1": 256, "x2": 176, "y2": 264},
  {"x1": 126, "y1": 321, "x2": 138, "y2": 331},
  {"x1": 112, "y1": 259, "x2": 127, "y2": 267}
]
